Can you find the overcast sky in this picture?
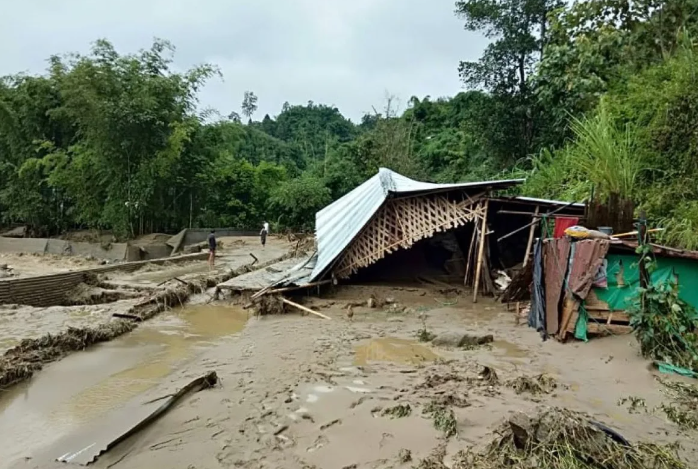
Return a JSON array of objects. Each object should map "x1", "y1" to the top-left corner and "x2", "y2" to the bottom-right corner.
[{"x1": 0, "y1": 0, "x2": 487, "y2": 122}]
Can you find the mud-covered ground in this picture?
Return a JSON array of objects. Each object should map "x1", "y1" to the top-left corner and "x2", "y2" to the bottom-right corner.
[
  {"x1": 0, "y1": 252, "x2": 104, "y2": 278},
  {"x1": 8, "y1": 284, "x2": 695, "y2": 469},
  {"x1": 0, "y1": 237, "x2": 292, "y2": 354}
]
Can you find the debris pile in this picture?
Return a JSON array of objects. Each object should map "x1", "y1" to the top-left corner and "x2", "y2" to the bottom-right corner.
[
  {"x1": 423, "y1": 400, "x2": 457, "y2": 438},
  {"x1": 506, "y1": 374, "x2": 557, "y2": 395},
  {"x1": 381, "y1": 403, "x2": 412, "y2": 418},
  {"x1": 253, "y1": 294, "x2": 286, "y2": 316},
  {"x1": 415, "y1": 408, "x2": 688, "y2": 469},
  {"x1": 659, "y1": 379, "x2": 698, "y2": 430}
]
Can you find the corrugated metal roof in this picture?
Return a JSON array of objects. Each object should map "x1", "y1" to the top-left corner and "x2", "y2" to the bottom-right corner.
[
  {"x1": 308, "y1": 168, "x2": 523, "y2": 282},
  {"x1": 506, "y1": 196, "x2": 585, "y2": 208}
]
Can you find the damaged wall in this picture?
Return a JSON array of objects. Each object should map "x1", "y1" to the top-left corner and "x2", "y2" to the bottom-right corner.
[{"x1": 1, "y1": 237, "x2": 131, "y2": 261}]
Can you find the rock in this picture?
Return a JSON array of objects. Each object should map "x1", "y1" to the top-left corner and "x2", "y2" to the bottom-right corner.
[
  {"x1": 387, "y1": 317, "x2": 404, "y2": 323},
  {"x1": 431, "y1": 331, "x2": 494, "y2": 348},
  {"x1": 0, "y1": 264, "x2": 7, "y2": 270},
  {"x1": 367, "y1": 297, "x2": 376, "y2": 308},
  {"x1": 508, "y1": 413, "x2": 535, "y2": 449}
]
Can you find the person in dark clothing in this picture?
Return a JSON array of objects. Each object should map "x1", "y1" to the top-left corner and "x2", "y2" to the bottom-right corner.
[
  {"x1": 207, "y1": 230, "x2": 216, "y2": 268},
  {"x1": 260, "y1": 221, "x2": 268, "y2": 248}
]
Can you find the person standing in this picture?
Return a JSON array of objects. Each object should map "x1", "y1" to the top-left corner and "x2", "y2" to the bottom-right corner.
[
  {"x1": 207, "y1": 229, "x2": 216, "y2": 268},
  {"x1": 260, "y1": 221, "x2": 269, "y2": 248}
]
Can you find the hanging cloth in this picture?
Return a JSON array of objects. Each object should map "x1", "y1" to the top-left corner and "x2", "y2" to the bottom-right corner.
[{"x1": 553, "y1": 216, "x2": 579, "y2": 238}]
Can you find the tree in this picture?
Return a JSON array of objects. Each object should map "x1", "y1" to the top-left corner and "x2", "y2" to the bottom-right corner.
[
  {"x1": 228, "y1": 111, "x2": 241, "y2": 123},
  {"x1": 456, "y1": 0, "x2": 562, "y2": 95},
  {"x1": 241, "y1": 91, "x2": 258, "y2": 122},
  {"x1": 455, "y1": 0, "x2": 562, "y2": 164}
]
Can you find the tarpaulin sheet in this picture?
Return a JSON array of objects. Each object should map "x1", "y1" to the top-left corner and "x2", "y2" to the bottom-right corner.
[
  {"x1": 595, "y1": 254, "x2": 698, "y2": 311},
  {"x1": 553, "y1": 216, "x2": 579, "y2": 238},
  {"x1": 543, "y1": 238, "x2": 571, "y2": 334},
  {"x1": 529, "y1": 237, "x2": 547, "y2": 338}
]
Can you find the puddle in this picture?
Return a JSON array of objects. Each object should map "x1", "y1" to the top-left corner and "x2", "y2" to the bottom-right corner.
[
  {"x1": 491, "y1": 340, "x2": 527, "y2": 358},
  {"x1": 0, "y1": 304, "x2": 249, "y2": 466},
  {"x1": 354, "y1": 337, "x2": 439, "y2": 366}
]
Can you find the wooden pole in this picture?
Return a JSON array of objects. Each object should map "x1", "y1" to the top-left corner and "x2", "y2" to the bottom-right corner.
[
  {"x1": 463, "y1": 222, "x2": 478, "y2": 286},
  {"x1": 522, "y1": 206, "x2": 540, "y2": 268},
  {"x1": 281, "y1": 298, "x2": 331, "y2": 320},
  {"x1": 472, "y1": 199, "x2": 490, "y2": 303}
]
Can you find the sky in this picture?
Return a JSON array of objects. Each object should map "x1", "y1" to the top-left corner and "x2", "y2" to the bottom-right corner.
[{"x1": 0, "y1": 0, "x2": 487, "y2": 122}]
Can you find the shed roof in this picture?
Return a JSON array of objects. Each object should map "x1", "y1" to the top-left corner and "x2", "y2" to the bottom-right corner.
[{"x1": 309, "y1": 168, "x2": 523, "y2": 282}]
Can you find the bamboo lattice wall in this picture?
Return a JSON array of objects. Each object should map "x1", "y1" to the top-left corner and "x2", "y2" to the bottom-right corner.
[{"x1": 333, "y1": 194, "x2": 486, "y2": 278}]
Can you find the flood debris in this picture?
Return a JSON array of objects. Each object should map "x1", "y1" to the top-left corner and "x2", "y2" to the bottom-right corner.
[
  {"x1": 253, "y1": 294, "x2": 286, "y2": 316},
  {"x1": 617, "y1": 396, "x2": 648, "y2": 414},
  {"x1": 415, "y1": 408, "x2": 689, "y2": 469},
  {"x1": 56, "y1": 371, "x2": 219, "y2": 465},
  {"x1": 658, "y1": 379, "x2": 698, "y2": 430},
  {"x1": 506, "y1": 374, "x2": 557, "y2": 395},
  {"x1": 381, "y1": 403, "x2": 412, "y2": 418},
  {"x1": 476, "y1": 366, "x2": 500, "y2": 386},
  {"x1": 397, "y1": 448, "x2": 412, "y2": 463},
  {"x1": 423, "y1": 400, "x2": 457, "y2": 438},
  {"x1": 430, "y1": 331, "x2": 494, "y2": 348},
  {"x1": 0, "y1": 320, "x2": 136, "y2": 388}
]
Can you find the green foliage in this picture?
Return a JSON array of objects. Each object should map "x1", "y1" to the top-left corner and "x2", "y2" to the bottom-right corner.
[
  {"x1": 628, "y1": 254, "x2": 698, "y2": 372},
  {"x1": 268, "y1": 174, "x2": 331, "y2": 230}
]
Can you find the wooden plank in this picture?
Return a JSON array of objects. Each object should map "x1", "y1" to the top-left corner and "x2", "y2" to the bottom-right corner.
[
  {"x1": 586, "y1": 323, "x2": 632, "y2": 335},
  {"x1": 557, "y1": 296, "x2": 579, "y2": 342},
  {"x1": 587, "y1": 311, "x2": 630, "y2": 323},
  {"x1": 522, "y1": 205, "x2": 539, "y2": 268},
  {"x1": 282, "y1": 298, "x2": 331, "y2": 320}
]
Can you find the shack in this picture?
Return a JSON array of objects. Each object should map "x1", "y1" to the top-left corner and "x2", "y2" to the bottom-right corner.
[
  {"x1": 527, "y1": 235, "x2": 698, "y2": 342},
  {"x1": 220, "y1": 168, "x2": 585, "y2": 301}
]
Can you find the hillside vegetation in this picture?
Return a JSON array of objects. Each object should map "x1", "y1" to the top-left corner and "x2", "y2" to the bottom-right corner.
[{"x1": 1, "y1": 0, "x2": 697, "y2": 246}]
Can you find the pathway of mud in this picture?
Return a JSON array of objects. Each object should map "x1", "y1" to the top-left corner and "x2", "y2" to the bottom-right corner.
[{"x1": 0, "y1": 303, "x2": 251, "y2": 467}]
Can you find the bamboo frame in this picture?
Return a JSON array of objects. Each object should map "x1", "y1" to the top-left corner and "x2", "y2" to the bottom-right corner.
[
  {"x1": 333, "y1": 194, "x2": 486, "y2": 279},
  {"x1": 472, "y1": 199, "x2": 490, "y2": 303},
  {"x1": 522, "y1": 205, "x2": 540, "y2": 268}
]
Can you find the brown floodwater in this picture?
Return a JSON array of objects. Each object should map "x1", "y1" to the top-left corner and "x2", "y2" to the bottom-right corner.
[
  {"x1": 354, "y1": 337, "x2": 439, "y2": 366},
  {"x1": 0, "y1": 304, "x2": 249, "y2": 468},
  {"x1": 491, "y1": 339, "x2": 527, "y2": 358}
]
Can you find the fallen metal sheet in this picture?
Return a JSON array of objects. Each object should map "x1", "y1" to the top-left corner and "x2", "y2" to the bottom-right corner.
[{"x1": 47, "y1": 371, "x2": 217, "y2": 466}]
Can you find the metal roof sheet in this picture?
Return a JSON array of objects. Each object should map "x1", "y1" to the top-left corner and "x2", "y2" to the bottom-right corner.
[
  {"x1": 506, "y1": 196, "x2": 585, "y2": 208},
  {"x1": 308, "y1": 168, "x2": 523, "y2": 282}
]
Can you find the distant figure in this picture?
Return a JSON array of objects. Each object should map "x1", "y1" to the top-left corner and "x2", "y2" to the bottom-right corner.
[
  {"x1": 260, "y1": 221, "x2": 269, "y2": 248},
  {"x1": 207, "y1": 230, "x2": 216, "y2": 268}
]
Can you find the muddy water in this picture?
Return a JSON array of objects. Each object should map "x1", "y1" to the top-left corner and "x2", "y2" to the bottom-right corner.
[
  {"x1": 0, "y1": 304, "x2": 249, "y2": 467},
  {"x1": 354, "y1": 337, "x2": 439, "y2": 366}
]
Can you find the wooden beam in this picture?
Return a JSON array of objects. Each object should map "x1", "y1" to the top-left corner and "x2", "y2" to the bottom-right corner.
[
  {"x1": 522, "y1": 206, "x2": 540, "y2": 268},
  {"x1": 464, "y1": 221, "x2": 478, "y2": 286},
  {"x1": 281, "y1": 298, "x2": 331, "y2": 320},
  {"x1": 473, "y1": 199, "x2": 490, "y2": 303}
]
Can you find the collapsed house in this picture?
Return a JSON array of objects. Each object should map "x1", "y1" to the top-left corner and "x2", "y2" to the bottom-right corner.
[{"x1": 219, "y1": 168, "x2": 585, "y2": 301}]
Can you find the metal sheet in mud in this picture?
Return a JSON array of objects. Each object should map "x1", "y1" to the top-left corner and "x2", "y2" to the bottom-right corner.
[{"x1": 42, "y1": 373, "x2": 216, "y2": 466}]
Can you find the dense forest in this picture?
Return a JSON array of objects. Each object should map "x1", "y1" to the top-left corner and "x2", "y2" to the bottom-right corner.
[{"x1": 1, "y1": 0, "x2": 698, "y2": 248}]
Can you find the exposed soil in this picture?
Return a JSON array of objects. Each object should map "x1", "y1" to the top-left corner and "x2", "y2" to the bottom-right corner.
[{"x1": 7, "y1": 284, "x2": 695, "y2": 469}]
